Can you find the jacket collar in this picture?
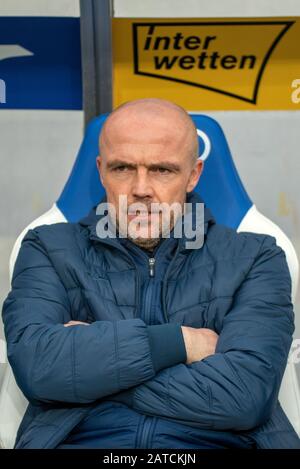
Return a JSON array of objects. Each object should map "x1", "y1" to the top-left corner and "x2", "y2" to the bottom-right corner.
[{"x1": 79, "y1": 190, "x2": 215, "y2": 251}]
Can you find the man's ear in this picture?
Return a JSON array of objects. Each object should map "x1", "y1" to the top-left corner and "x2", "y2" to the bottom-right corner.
[
  {"x1": 186, "y1": 159, "x2": 203, "y2": 192},
  {"x1": 96, "y1": 155, "x2": 105, "y2": 187}
]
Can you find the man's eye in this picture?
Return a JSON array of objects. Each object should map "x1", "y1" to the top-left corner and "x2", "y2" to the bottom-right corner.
[
  {"x1": 114, "y1": 166, "x2": 128, "y2": 172},
  {"x1": 154, "y1": 167, "x2": 171, "y2": 174}
]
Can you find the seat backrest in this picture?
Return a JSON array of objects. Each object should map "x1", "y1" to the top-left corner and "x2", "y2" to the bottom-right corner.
[{"x1": 1, "y1": 113, "x2": 299, "y2": 449}]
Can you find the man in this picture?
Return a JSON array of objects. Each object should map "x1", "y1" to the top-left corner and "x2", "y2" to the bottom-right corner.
[{"x1": 2, "y1": 98, "x2": 300, "y2": 449}]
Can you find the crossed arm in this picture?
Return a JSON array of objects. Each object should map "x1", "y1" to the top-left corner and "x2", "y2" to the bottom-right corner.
[
  {"x1": 64, "y1": 320, "x2": 218, "y2": 366},
  {"x1": 2, "y1": 228, "x2": 294, "y2": 431}
]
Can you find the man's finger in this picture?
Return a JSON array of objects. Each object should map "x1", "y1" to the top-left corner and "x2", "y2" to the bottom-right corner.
[{"x1": 64, "y1": 320, "x2": 90, "y2": 327}]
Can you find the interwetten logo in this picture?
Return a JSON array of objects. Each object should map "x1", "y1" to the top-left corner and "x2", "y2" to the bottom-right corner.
[{"x1": 133, "y1": 21, "x2": 293, "y2": 104}]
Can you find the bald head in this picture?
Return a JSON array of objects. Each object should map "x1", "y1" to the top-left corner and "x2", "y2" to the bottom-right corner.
[{"x1": 99, "y1": 98, "x2": 199, "y2": 164}]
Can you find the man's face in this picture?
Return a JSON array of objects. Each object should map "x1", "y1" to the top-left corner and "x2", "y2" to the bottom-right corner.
[{"x1": 96, "y1": 106, "x2": 203, "y2": 249}]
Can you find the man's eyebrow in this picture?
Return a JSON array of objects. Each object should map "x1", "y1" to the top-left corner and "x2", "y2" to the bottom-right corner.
[
  {"x1": 106, "y1": 159, "x2": 136, "y2": 169},
  {"x1": 106, "y1": 159, "x2": 181, "y2": 172},
  {"x1": 148, "y1": 162, "x2": 181, "y2": 172}
]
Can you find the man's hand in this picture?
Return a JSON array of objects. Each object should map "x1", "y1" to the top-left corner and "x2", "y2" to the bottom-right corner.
[
  {"x1": 181, "y1": 326, "x2": 219, "y2": 364},
  {"x1": 64, "y1": 320, "x2": 90, "y2": 327}
]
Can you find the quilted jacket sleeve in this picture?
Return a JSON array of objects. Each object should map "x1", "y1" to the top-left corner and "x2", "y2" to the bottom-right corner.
[
  {"x1": 2, "y1": 228, "x2": 186, "y2": 405},
  {"x1": 111, "y1": 235, "x2": 295, "y2": 431}
]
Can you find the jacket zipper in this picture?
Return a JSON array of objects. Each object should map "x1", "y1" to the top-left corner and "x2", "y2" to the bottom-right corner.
[
  {"x1": 149, "y1": 257, "x2": 155, "y2": 277},
  {"x1": 138, "y1": 248, "x2": 181, "y2": 446},
  {"x1": 136, "y1": 257, "x2": 157, "y2": 447},
  {"x1": 144, "y1": 257, "x2": 155, "y2": 324}
]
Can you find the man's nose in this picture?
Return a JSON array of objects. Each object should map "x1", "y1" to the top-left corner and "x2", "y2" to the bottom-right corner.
[{"x1": 131, "y1": 168, "x2": 154, "y2": 199}]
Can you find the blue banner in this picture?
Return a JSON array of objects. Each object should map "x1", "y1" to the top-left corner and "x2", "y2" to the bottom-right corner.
[{"x1": 0, "y1": 17, "x2": 82, "y2": 110}]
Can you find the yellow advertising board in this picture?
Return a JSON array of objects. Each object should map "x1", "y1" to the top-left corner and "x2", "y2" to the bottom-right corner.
[{"x1": 112, "y1": 18, "x2": 300, "y2": 110}]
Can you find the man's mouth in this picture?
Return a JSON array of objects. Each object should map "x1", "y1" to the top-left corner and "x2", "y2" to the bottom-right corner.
[{"x1": 128, "y1": 210, "x2": 152, "y2": 220}]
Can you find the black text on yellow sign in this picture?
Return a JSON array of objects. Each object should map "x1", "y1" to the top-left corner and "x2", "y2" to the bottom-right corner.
[{"x1": 112, "y1": 18, "x2": 300, "y2": 110}]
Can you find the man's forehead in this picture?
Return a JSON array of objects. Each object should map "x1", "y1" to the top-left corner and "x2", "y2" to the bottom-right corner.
[
  {"x1": 100, "y1": 114, "x2": 191, "y2": 149},
  {"x1": 100, "y1": 138, "x2": 192, "y2": 167}
]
